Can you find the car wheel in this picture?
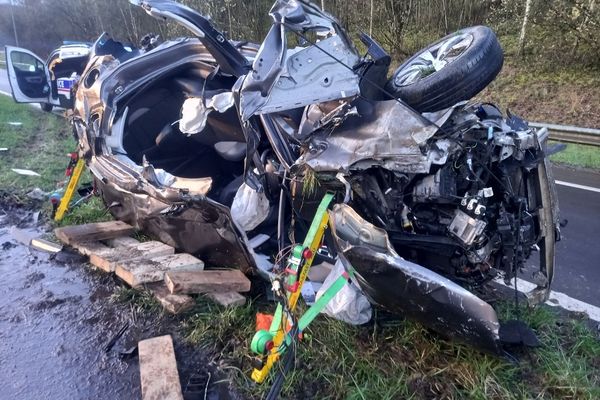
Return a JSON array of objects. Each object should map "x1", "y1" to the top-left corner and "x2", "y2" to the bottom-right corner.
[
  {"x1": 40, "y1": 103, "x2": 53, "y2": 112},
  {"x1": 386, "y1": 26, "x2": 503, "y2": 113}
]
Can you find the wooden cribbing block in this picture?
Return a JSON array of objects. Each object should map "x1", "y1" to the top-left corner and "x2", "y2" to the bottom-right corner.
[
  {"x1": 165, "y1": 269, "x2": 251, "y2": 294},
  {"x1": 54, "y1": 221, "x2": 134, "y2": 245},
  {"x1": 138, "y1": 335, "x2": 183, "y2": 400},
  {"x1": 207, "y1": 291, "x2": 246, "y2": 307},
  {"x1": 115, "y1": 253, "x2": 204, "y2": 287},
  {"x1": 70, "y1": 240, "x2": 112, "y2": 257},
  {"x1": 148, "y1": 283, "x2": 194, "y2": 314},
  {"x1": 90, "y1": 241, "x2": 174, "y2": 272},
  {"x1": 105, "y1": 236, "x2": 141, "y2": 248}
]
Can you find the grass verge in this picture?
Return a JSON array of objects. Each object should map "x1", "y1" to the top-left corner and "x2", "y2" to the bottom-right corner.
[
  {"x1": 179, "y1": 298, "x2": 600, "y2": 400},
  {"x1": 0, "y1": 95, "x2": 110, "y2": 223},
  {"x1": 549, "y1": 141, "x2": 600, "y2": 171}
]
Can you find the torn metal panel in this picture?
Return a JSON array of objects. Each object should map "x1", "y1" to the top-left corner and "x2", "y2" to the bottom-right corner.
[
  {"x1": 329, "y1": 203, "x2": 502, "y2": 354},
  {"x1": 95, "y1": 178, "x2": 255, "y2": 274},
  {"x1": 300, "y1": 99, "x2": 442, "y2": 173},
  {"x1": 238, "y1": 0, "x2": 360, "y2": 120},
  {"x1": 90, "y1": 155, "x2": 255, "y2": 273},
  {"x1": 131, "y1": 0, "x2": 251, "y2": 77}
]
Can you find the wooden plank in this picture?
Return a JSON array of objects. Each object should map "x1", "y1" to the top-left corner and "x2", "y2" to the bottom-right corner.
[
  {"x1": 105, "y1": 236, "x2": 140, "y2": 248},
  {"x1": 206, "y1": 291, "x2": 246, "y2": 307},
  {"x1": 138, "y1": 335, "x2": 183, "y2": 400},
  {"x1": 115, "y1": 253, "x2": 204, "y2": 287},
  {"x1": 70, "y1": 240, "x2": 111, "y2": 257},
  {"x1": 90, "y1": 241, "x2": 174, "y2": 272},
  {"x1": 165, "y1": 269, "x2": 251, "y2": 295},
  {"x1": 148, "y1": 283, "x2": 194, "y2": 314},
  {"x1": 54, "y1": 221, "x2": 134, "y2": 245}
]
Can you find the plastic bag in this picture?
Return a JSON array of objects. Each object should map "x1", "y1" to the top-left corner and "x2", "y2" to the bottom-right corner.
[
  {"x1": 231, "y1": 183, "x2": 270, "y2": 231},
  {"x1": 316, "y1": 259, "x2": 372, "y2": 325}
]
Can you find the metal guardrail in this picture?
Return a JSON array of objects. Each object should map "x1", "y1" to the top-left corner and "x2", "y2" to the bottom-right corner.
[{"x1": 530, "y1": 122, "x2": 600, "y2": 147}]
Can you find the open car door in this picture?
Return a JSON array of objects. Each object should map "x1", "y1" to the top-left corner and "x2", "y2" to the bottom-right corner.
[{"x1": 5, "y1": 46, "x2": 50, "y2": 104}]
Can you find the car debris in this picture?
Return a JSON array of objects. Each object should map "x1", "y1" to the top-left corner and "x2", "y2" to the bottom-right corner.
[
  {"x1": 30, "y1": 238, "x2": 63, "y2": 253},
  {"x1": 27, "y1": 187, "x2": 47, "y2": 201},
  {"x1": 103, "y1": 322, "x2": 130, "y2": 353},
  {"x1": 11, "y1": 168, "x2": 40, "y2": 177},
  {"x1": 5, "y1": 0, "x2": 559, "y2": 361}
]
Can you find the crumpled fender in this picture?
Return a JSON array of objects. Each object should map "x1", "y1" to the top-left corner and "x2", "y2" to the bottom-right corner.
[{"x1": 329, "y1": 203, "x2": 503, "y2": 354}]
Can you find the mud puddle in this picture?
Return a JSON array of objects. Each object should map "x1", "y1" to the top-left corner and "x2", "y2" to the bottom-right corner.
[{"x1": 0, "y1": 204, "x2": 234, "y2": 400}]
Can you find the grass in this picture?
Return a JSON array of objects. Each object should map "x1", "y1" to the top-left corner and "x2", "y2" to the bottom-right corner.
[
  {"x1": 0, "y1": 95, "x2": 111, "y2": 223},
  {"x1": 110, "y1": 286, "x2": 162, "y2": 314},
  {"x1": 549, "y1": 141, "x2": 600, "y2": 171},
  {"x1": 180, "y1": 298, "x2": 600, "y2": 400},
  {"x1": 0, "y1": 95, "x2": 73, "y2": 192},
  {"x1": 478, "y1": 33, "x2": 600, "y2": 130}
]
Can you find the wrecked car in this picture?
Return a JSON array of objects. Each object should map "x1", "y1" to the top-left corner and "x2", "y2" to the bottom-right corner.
[{"x1": 5, "y1": 0, "x2": 559, "y2": 354}]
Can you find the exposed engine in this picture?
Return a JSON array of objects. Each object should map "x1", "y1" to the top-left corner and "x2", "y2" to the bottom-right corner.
[{"x1": 345, "y1": 103, "x2": 543, "y2": 284}]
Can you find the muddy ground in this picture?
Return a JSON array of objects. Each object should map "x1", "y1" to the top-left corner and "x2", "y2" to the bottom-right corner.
[{"x1": 0, "y1": 201, "x2": 236, "y2": 400}]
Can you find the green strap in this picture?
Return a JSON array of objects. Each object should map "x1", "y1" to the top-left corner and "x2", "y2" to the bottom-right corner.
[{"x1": 297, "y1": 273, "x2": 350, "y2": 332}]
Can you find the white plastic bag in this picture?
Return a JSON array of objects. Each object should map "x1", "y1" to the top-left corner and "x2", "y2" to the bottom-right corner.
[
  {"x1": 231, "y1": 183, "x2": 270, "y2": 231},
  {"x1": 316, "y1": 259, "x2": 372, "y2": 325}
]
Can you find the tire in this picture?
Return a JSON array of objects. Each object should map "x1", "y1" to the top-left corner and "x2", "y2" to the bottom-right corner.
[
  {"x1": 386, "y1": 26, "x2": 503, "y2": 113},
  {"x1": 40, "y1": 103, "x2": 53, "y2": 112}
]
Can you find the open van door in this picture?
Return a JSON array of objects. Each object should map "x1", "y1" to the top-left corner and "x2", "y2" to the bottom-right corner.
[{"x1": 5, "y1": 46, "x2": 51, "y2": 104}]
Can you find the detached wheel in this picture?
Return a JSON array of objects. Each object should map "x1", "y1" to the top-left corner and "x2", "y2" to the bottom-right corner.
[
  {"x1": 40, "y1": 103, "x2": 53, "y2": 112},
  {"x1": 386, "y1": 26, "x2": 503, "y2": 113}
]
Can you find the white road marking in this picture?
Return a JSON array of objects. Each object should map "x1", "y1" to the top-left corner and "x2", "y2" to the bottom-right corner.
[
  {"x1": 495, "y1": 277, "x2": 600, "y2": 322},
  {"x1": 0, "y1": 89, "x2": 11, "y2": 97},
  {"x1": 555, "y1": 180, "x2": 600, "y2": 194}
]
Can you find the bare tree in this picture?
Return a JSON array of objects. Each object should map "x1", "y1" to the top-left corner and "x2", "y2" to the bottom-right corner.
[{"x1": 518, "y1": 0, "x2": 532, "y2": 57}]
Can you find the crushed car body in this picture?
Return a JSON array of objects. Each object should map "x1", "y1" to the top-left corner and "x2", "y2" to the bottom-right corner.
[{"x1": 4, "y1": 0, "x2": 559, "y2": 354}]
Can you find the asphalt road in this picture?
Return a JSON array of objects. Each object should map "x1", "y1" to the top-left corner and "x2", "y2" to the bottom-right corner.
[
  {"x1": 550, "y1": 166, "x2": 600, "y2": 306},
  {"x1": 0, "y1": 68, "x2": 598, "y2": 306}
]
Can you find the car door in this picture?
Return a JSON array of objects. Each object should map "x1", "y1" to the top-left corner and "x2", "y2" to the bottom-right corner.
[{"x1": 5, "y1": 46, "x2": 51, "y2": 103}]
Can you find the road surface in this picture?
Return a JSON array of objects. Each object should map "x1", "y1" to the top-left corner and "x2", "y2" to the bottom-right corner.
[{"x1": 0, "y1": 67, "x2": 599, "y2": 307}]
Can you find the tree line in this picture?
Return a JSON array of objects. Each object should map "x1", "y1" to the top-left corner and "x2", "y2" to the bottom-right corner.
[{"x1": 1, "y1": 0, "x2": 598, "y2": 67}]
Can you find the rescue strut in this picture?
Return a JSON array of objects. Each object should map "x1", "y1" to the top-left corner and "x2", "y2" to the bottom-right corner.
[{"x1": 249, "y1": 193, "x2": 354, "y2": 397}]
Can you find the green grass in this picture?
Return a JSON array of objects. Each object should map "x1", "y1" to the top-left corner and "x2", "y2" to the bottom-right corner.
[
  {"x1": 549, "y1": 141, "x2": 600, "y2": 170},
  {"x1": 110, "y1": 286, "x2": 162, "y2": 314},
  {"x1": 180, "y1": 299, "x2": 600, "y2": 399},
  {"x1": 54, "y1": 195, "x2": 112, "y2": 227},
  {"x1": 0, "y1": 95, "x2": 73, "y2": 192},
  {"x1": 0, "y1": 95, "x2": 112, "y2": 223}
]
